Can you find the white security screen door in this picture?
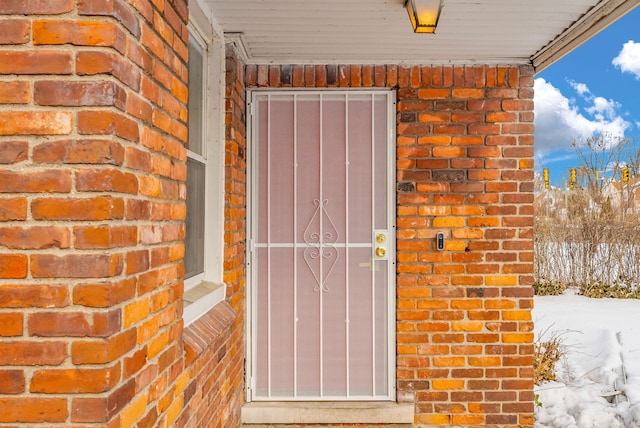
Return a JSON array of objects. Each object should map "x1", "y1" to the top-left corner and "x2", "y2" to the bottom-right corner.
[{"x1": 248, "y1": 90, "x2": 395, "y2": 401}]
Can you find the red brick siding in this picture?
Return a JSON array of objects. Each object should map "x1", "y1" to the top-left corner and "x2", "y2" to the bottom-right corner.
[
  {"x1": 223, "y1": 47, "x2": 249, "y2": 317},
  {"x1": 0, "y1": 0, "x2": 196, "y2": 425},
  {"x1": 0, "y1": 1, "x2": 532, "y2": 426},
  {"x1": 246, "y1": 64, "x2": 535, "y2": 427}
]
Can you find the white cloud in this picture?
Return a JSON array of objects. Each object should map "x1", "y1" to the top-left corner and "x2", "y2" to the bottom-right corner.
[
  {"x1": 585, "y1": 96, "x2": 620, "y2": 120},
  {"x1": 567, "y1": 80, "x2": 620, "y2": 120},
  {"x1": 534, "y1": 78, "x2": 630, "y2": 157},
  {"x1": 612, "y1": 40, "x2": 640, "y2": 79},
  {"x1": 569, "y1": 80, "x2": 591, "y2": 96},
  {"x1": 540, "y1": 152, "x2": 577, "y2": 165}
]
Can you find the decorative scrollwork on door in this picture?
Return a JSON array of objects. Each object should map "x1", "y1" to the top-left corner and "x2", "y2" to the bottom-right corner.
[{"x1": 303, "y1": 199, "x2": 339, "y2": 292}]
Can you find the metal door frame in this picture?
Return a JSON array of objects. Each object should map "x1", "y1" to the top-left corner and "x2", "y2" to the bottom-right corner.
[{"x1": 245, "y1": 88, "x2": 397, "y2": 402}]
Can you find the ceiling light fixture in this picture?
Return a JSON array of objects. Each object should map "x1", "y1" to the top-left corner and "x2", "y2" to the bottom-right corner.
[{"x1": 404, "y1": 0, "x2": 443, "y2": 33}]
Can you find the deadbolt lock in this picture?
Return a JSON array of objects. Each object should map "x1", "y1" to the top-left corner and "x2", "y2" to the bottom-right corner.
[
  {"x1": 375, "y1": 247, "x2": 387, "y2": 258},
  {"x1": 376, "y1": 233, "x2": 387, "y2": 244}
]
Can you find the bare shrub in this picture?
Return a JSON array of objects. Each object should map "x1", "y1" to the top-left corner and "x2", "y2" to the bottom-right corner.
[
  {"x1": 581, "y1": 281, "x2": 640, "y2": 299},
  {"x1": 533, "y1": 279, "x2": 567, "y2": 296},
  {"x1": 535, "y1": 134, "x2": 640, "y2": 297},
  {"x1": 534, "y1": 332, "x2": 564, "y2": 385}
]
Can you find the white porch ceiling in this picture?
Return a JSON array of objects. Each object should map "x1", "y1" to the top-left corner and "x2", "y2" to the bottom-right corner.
[{"x1": 205, "y1": 0, "x2": 638, "y2": 71}]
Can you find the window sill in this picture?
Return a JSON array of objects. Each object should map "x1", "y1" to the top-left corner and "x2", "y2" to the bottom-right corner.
[
  {"x1": 241, "y1": 401, "x2": 414, "y2": 425},
  {"x1": 183, "y1": 281, "x2": 226, "y2": 326}
]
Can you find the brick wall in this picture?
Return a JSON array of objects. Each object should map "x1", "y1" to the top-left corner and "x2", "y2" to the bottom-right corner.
[
  {"x1": 0, "y1": 1, "x2": 533, "y2": 425},
  {"x1": 0, "y1": 0, "x2": 245, "y2": 426},
  {"x1": 246, "y1": 64, "x2": 535, "y2": 427}
]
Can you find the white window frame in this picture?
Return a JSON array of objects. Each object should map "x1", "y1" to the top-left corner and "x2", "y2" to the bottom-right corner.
[{"x1": 183, "y1": 0, "x2": 226, "y2": 325}]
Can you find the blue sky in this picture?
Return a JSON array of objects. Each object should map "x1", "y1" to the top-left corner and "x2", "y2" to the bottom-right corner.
[{"x1": 534, "y1": 5, "x2": 640, "y2": 186}]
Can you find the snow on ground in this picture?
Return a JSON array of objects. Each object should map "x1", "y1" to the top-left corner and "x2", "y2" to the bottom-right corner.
[{"x1": 533, "y1": 292, "x2": 640, "y2": 427}]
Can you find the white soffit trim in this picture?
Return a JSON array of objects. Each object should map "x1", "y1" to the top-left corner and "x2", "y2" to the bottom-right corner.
[
  {"x1": 532, "y1": 0, "x2": 639, "y2": 72},
  {"x1": 225, "y1": 32, "x2": 250, "y2": 63},
  {"x1": 192, "y1": 0, "x2": 224, "y2": 39}
]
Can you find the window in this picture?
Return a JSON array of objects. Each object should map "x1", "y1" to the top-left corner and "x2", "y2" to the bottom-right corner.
[
  {"x1": 185, "y1": 28, "x2": 207, "y2": 284},
  {"x1": 183, "y1": 6, "x2": 226, "y2": 325}
]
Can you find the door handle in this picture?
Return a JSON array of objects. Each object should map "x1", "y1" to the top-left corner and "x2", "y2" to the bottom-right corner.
[{"x1": 374, "y1": 230, "x2": 389, "y2": 259}]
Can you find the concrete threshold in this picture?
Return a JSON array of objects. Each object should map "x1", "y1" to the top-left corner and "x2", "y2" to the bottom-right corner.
[
  {"x1": 242, "y1": 425, "x2": 413, "y2": 428},
  {"x1": 241, "y1": 401, "x2": 414, "y2": 425}
]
